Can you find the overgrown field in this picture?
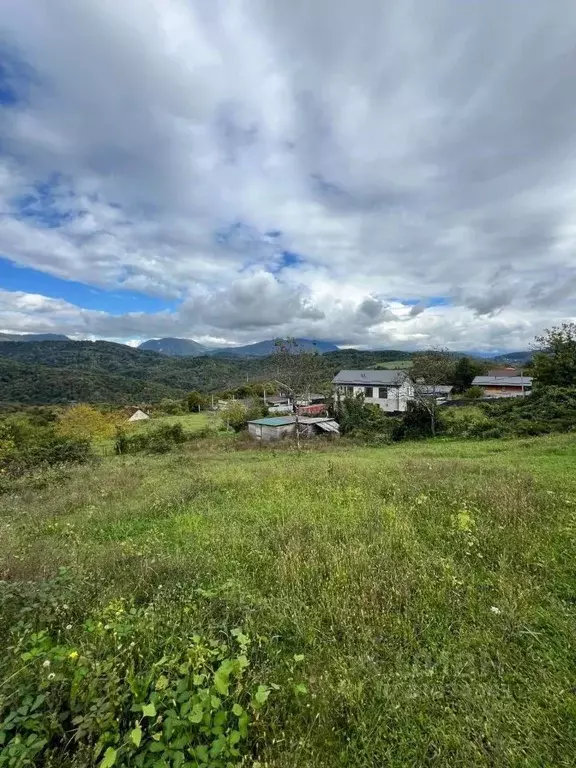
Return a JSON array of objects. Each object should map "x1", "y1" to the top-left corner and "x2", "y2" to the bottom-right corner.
[{"x1": 2, "y1": 436, "x2": 576, "y2": 766}]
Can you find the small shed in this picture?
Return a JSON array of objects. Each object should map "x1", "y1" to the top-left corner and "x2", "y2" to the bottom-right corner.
[
  {"x1": 472, "y1": 376, "x2": 532, "y2": 398},
  {"x1": 248, "y1": 415, "x2": 340, "y2": 442},
  {"x1": 128, "y1": 409, "x2": 150, "y2": 422}
]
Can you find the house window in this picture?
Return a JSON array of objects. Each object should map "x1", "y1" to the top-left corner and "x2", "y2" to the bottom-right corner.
[
  {"x1": 341, "y1": 386, "x2": 354, "y2": 396},
  {"x1": 378, "y1": 387, "x2": 388, "y2": 399},
  {"x1": 364, "y1": 387, "x2": 373, "y2": 398}
]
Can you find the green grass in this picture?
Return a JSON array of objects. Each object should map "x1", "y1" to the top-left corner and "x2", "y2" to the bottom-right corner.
[
  {"x1": 93, "y1": 411, "x2": 218, "y2": 456},
  {"x1": 2, "y1": 435, "x2": 576, "y2": 765},
  {"x1": 143, "y1": 412, "x2": 215, "y2": 431}
]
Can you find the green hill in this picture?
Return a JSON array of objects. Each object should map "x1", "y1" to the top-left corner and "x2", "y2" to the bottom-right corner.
[{"x1": 0, "y1": 341, "x2": 421, "y2": 404}]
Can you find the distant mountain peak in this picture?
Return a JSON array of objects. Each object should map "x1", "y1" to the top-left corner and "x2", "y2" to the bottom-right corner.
[
  {"x1": 211, "y1": 337, "x2": 339, "y2": 357},
  {"x1": 138, "y1": 337, "x2": 207, "y2": 357}
]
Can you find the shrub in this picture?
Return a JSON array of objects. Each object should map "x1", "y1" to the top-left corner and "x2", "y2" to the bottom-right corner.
[
  {"x1": 462, "y1": 386, "x2": 483, "y2": 400},
  {"x1": 115, "y1": 423, "x2": 188, "y2": 455},
  {"x1": 157, "y1": 398, "x2": 184, "y2": 415},
  {"x1": 334, "y1": 394, "x2": 390, "y2": 437},
  {"x1": 394, "y1": 401, "x2": 435, "y2": 440},
  {"x1": 440, "y1": 406, "x2": 493, "y2": 438},
  {"x1": 0, "y1": 415, "x2": 92, "y2": 475},
  {"x1": 56, "y1": 404, "x2": 118, "y2": 441},
  {"x1": 220, "y1": 401, "x2": 267, "y2": 433}
]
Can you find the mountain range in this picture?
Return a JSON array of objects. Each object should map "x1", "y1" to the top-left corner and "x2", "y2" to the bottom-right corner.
[
  {"x1": 0, "y1": 341, "x2": 411, "y2": 405},
  {"x1": 137, "y1": 336, "x2": 340, "y2": 357},
  {"x1": 0, "y1": 333, "x2": 70, "y2": 342},
  {"x1": 0, "y1": 332, "x2": 533, "y2": 362},
  {"x1": 138, "y1": 337, "x2": 208, "y2": 356}
]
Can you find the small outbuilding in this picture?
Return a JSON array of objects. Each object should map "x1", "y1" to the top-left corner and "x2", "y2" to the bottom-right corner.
[
  {"x1": 128, "y1": 409, "x2": 150, "y2": 422},
  {"x1": 248, "y1": 415, "x2": 340, "y2": 442},
  {"x1": 472, "y1": 376, "x2": 532, "y2": 398}
]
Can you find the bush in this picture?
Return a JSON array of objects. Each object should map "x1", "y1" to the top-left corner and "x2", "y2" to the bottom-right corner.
[
  {"x1": 0, "y1": 415, "x2": 92, "y2": 475},
  {"x1": 334, "y1": 394, "x2": 390, "y2": 437},
  {"x1": 157, "y1": 398, "x2": 184, "y2": 415},
  {"x1": 115, "y1": 423, "x2": 188, "y2": 455},
  {"x1": 220, "y1": 401, "x2": 267, "y2": 433},
  {"x1": 56, "y1": 404, "x2": 118, "y2": 441},
  {"x1": 393, "y1": 401, "x2": 436, "y2": 440},
  {"x1": 462, "y1": 386, "x2": 483, "y2": 400},
  {"x1": 440, "y1": 406, "x2": 493, "y2": 438}
]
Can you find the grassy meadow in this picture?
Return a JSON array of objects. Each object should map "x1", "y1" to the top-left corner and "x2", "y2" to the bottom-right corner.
[
  {"x1": 93, "y1": 411, "x2": 217, "y2": 456},
  {"x1": 2, "y1": 434, "x2": 576, "y2": 766}
]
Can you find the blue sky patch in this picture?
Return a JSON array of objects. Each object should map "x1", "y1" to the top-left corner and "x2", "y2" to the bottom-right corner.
[
  {"x1": 0, "y1": 258, "x2": 175, "y2": 315},
  {"x1": 13, "y1": 173, "x2": 76, "y2": 229}
]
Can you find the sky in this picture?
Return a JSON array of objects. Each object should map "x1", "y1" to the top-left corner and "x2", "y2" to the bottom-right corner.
[{"x1": 1, "y1": 1, "x2": 576, "y2": 352}]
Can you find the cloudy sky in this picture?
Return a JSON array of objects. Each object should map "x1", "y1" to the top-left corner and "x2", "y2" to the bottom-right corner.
[{"x1": 1, "y1": 0, "x2": 576, "y2": 351}]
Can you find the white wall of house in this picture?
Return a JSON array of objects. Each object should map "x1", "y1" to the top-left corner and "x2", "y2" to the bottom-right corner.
[{"x1": 337, "y1": 381, "x2": 414, "y2": 412}]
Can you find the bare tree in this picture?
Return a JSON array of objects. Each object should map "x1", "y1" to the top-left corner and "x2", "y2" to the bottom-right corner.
[
  {"x1": 410, "y1": 349, "x2": 455, "y2": 436},
  {"x1": 272, "y1": 339, "x2": 329, "y2": 449}
]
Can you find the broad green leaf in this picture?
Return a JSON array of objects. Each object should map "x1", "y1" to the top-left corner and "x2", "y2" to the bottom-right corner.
[
  {"x1": 254, "y1": 685, "x2": 270, "y2": 704},
  {"x1": 31, "y1": 695, "x2": 46, "y2": 711},
  {"x1": 213, "y1": 665, "x2": 230, "y2": 696},
  {"x1": 293, "y1": 654, "x2": 305, "y2": 663},
  {"x1": 189, "y1": 705, "x2": 204, "y2": 724},
  {"x1": 155, "y1": 675, "x2": 169, "y2": 691},
  {"x1": 238, "y1": 712, "x2": 249, "y2": 737},
  {"x1": 148, "y1": 741, "x2": 166, "y2": 752},
  {"x1": 210, "y1": 695, "x2": 221, "y2": 709},
  {"x1": 229, "y1": 730, "x2": 241, "y2": 746},
  {"x1": 294, "y1": 683, "x2": 308, "y2": 695},
  {"x1": 232, "y1": 703, "x2": 243, "y2": 717},
  {"x1": 130, "y1": 726, "x2": 142, "y2": 747},
  {"x1": 213, "y1": 710, "x2": 226, "y2": 727},
  {"x1": 195, "y1": 744, "x2": 209, "y2": 763},
  {"x1": 142, "y1": 703, "x2": 156, "y2": 718},
  {"x1": 100, "y1": 747, "x2": 117, "y2": 768}
]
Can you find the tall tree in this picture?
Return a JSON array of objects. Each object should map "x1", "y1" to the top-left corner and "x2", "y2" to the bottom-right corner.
[
  {"x1": 533, "y1": 323, "x2": 576, "y2": 387},
  {"x1": 451, "y1": 356, "x2": 486, "y2": 393},
  {"x1": 272, "y1": 339, "x2": 329, "y2": 449},
  {"x1": 410, "y1": 349, "x2": 455, "y2": 436}
]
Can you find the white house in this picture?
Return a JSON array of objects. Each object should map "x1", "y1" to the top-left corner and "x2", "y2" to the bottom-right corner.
[{"x1": 332, "y1": 370, "x2": 414, "y2": 412}]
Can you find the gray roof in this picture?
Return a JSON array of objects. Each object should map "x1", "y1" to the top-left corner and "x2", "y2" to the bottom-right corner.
[
  {"x1": 248, "y1": 416, "x2": 337, "y2": 427},
  {"x1": 332, "y1": 369, "x2": 409, "y2": 386},
  {"x1": 473, "y1": 376, "x2": 533, "y2": 387},
  {"x1": 418, "y1": 385, "x2": 454, "y2": 395}
]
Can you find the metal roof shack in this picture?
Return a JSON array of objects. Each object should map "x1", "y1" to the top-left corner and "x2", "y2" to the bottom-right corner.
[
  {"x1": 247, "y1": 415, "x2": 340, "y2": 442},
  {"x1": 332, "y1": 369, "x2": 409, "y2": 386},
  {"x1": 473, "y1": 376, "x2": 533, "y2": 388},
  {"x1": 472, "y1": 375, "x2": 533, "y2": 398}
]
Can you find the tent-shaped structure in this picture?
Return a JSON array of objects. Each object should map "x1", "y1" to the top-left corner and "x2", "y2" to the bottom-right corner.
[{"x1": 128, "y1": 409, "x2": 150, "y2": 422}]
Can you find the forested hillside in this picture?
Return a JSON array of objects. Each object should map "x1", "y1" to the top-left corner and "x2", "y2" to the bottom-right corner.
[
  {"x1": 0, "y1": 341, "x2": 420, "y2": 404},
  {"x1": 0, "y1": 359, "x2": 186, "y2": 405}
]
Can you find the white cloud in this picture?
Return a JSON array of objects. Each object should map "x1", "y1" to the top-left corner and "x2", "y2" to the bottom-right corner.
[{"x1": 1, "y1": 0, "x2": 576, "y2": 349}]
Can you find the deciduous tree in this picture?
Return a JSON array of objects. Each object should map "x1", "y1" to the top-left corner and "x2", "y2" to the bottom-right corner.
[
  {"x1": 533, "y1": 323, "x2": 576, "y2": 387},
  {"x1": 411, "y1": 349, "x2": 455, "y2": 436}
]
